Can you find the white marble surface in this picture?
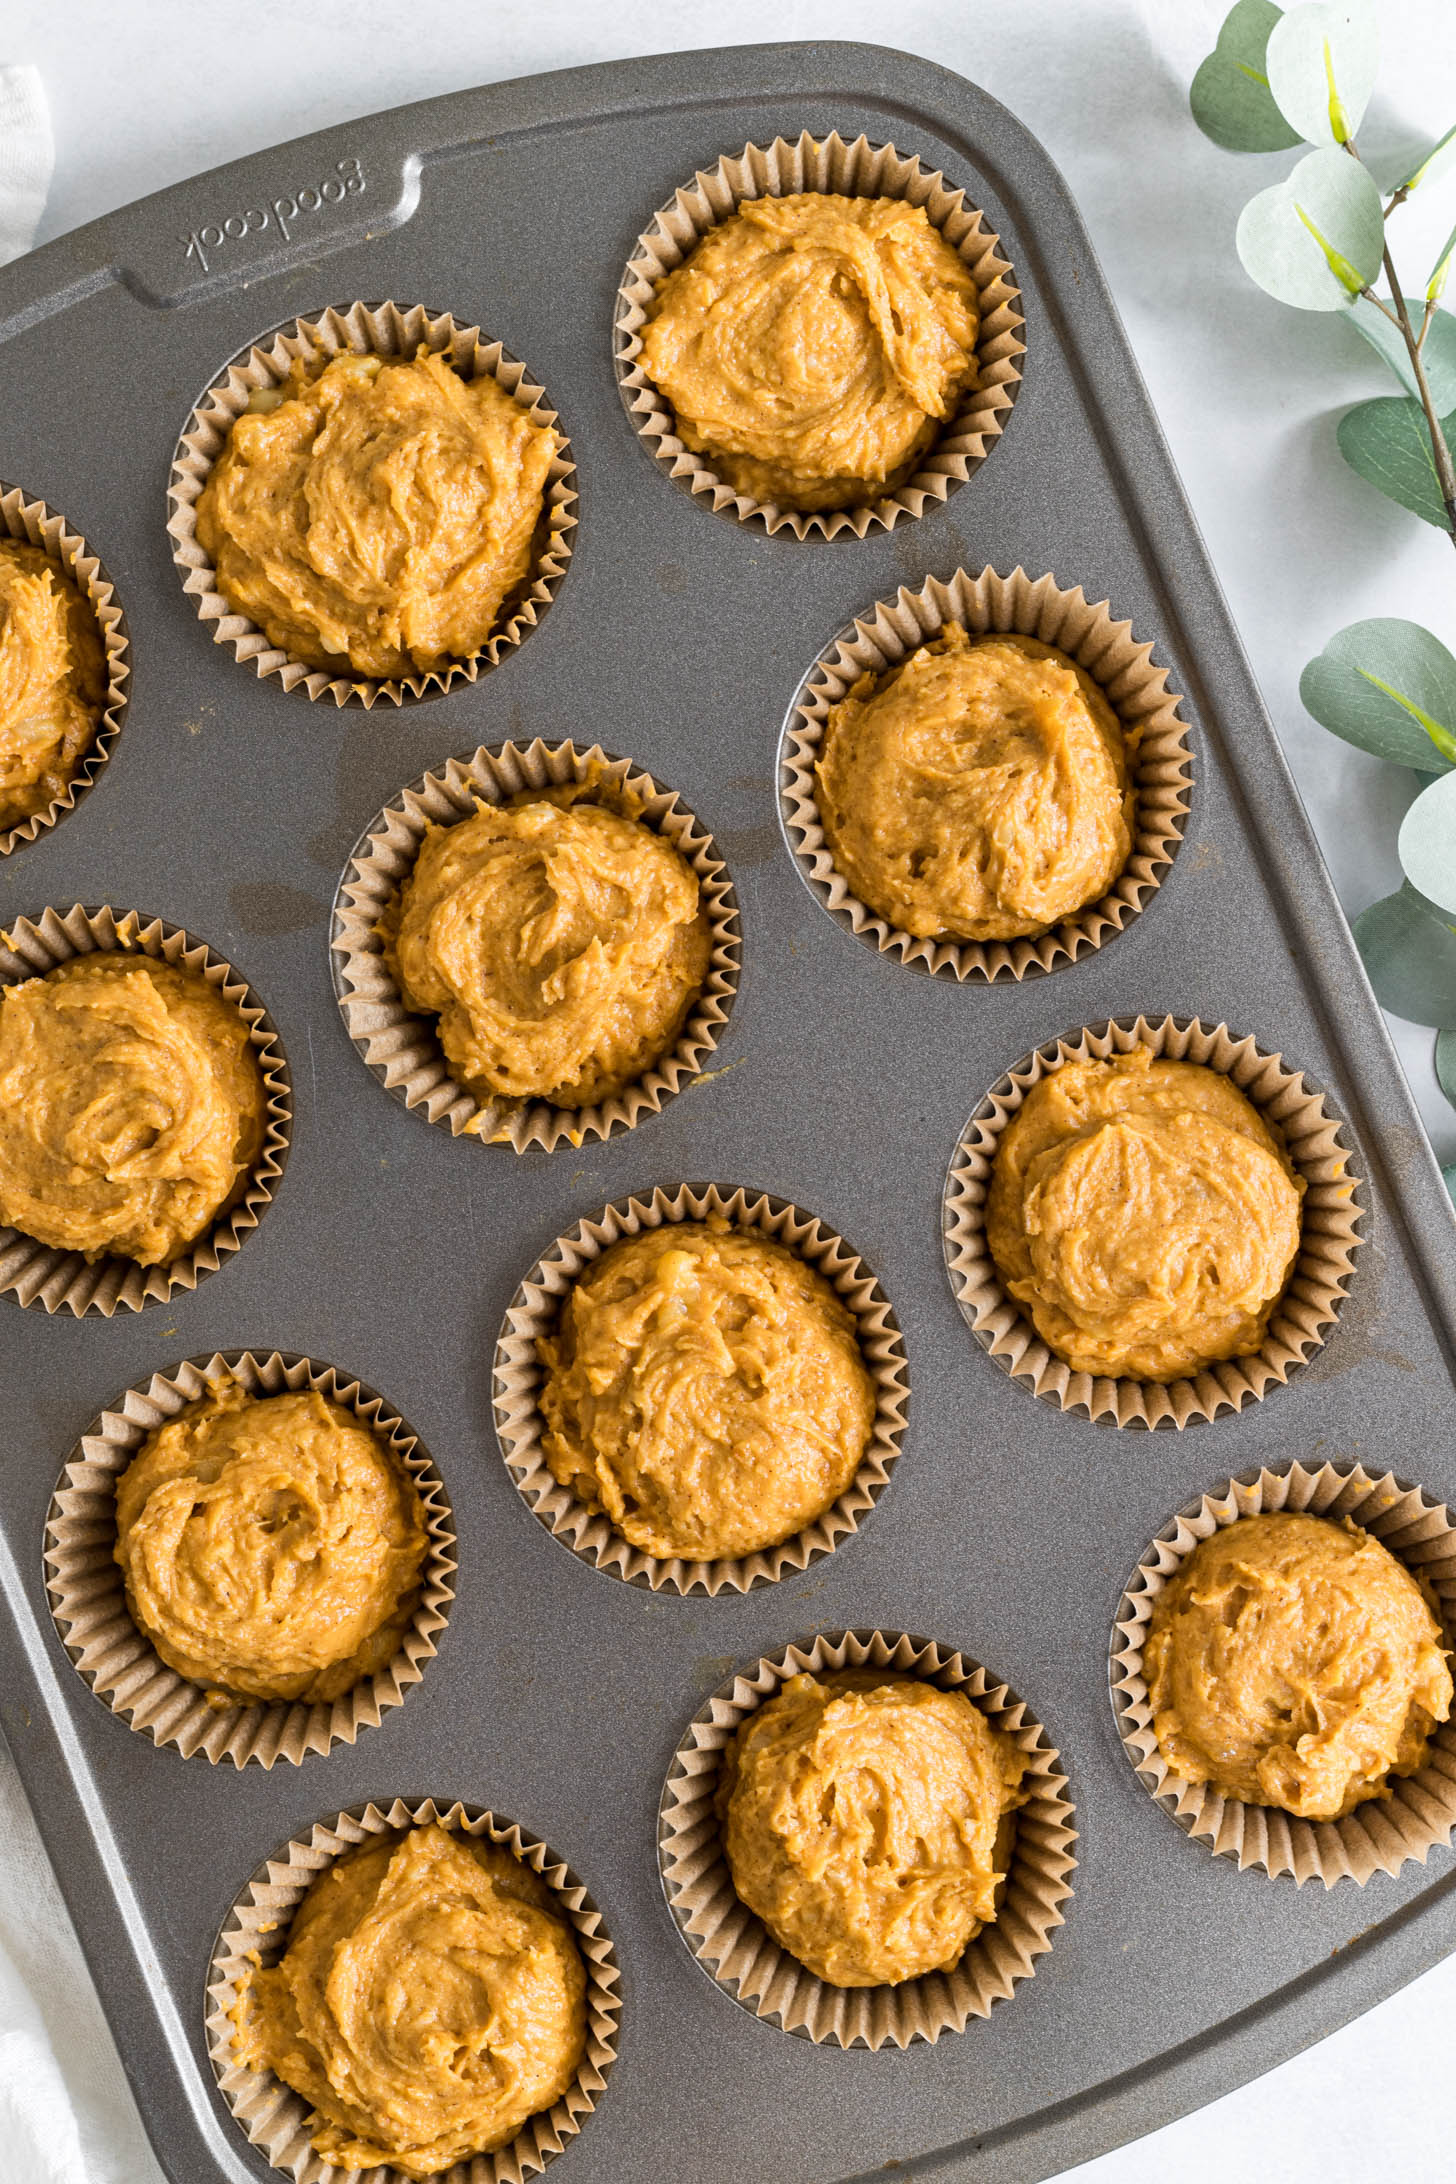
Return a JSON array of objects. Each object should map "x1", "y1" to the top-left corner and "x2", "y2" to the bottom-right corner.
[{"x1": 1, "y1": 2, "x2": 1453, "y2": 2181}]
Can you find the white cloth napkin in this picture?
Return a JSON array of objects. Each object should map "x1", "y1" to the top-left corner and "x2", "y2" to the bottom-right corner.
[{"x1": 0, "y1": 63, "x2": 53, "y2": 266}]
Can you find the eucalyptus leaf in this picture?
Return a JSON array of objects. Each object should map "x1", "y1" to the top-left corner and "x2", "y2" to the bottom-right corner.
[
  {"x1": 1431, "y1": 216, "x2": 1456, "y2": 301},
  {"x1": 1337, "y1": 394, "x2": 1456, "y2": 526},
  {"x1": 1398, "y1": 769, "x2": 1456, "y2": 913},
  {"x1": 1436, "y1": 1027, "x2": 1456, "y2": 1105},
  {"x1": 1266, "y1": 0, "x2": 1379, "y2": 145},
  {"x1": 1237, "y1": 145, "x2": 1384, "y2": 308},
  {"x1": 1191, "y1": 0, "x2": 1304, "y2": 152},
  {"x1": 1300, "y1": 618, "x2": 1456, "y2": 769},
  {"x1": 1348, "y1": 298, "x2": 1456, "y2": 411},
  {"x1": 1354, "y1": 883, "x2": 1456, "y2": 1025},
  {"x1": 1394, "y1": 119, "x2": 1456, "y2": 194},
  {"x1": 1442, "y1": 1161, "x2": 1456, "y2": 1207}
]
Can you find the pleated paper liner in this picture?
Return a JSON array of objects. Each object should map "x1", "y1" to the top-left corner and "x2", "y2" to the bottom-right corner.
[
  {"x1": 614, "y1": 132, "x2": 1023, "y2": 540},
  {"x1": 0, "y1": 906, "x2": 291, "y2": 1315},
  {"x1": 942, "y1": 1015, "x2": 1363, "y2": 1429},
  {"x1": 658, "y1": 1629, "x2": 1076, "y2": 2047},
  {"x1": 208, "y1": 1797, "x2": 620, "y2": 2183},
  {"x1": 0, "y1": 484, "x2": 130, "y2": 854},
  {"x1": 166, "y1": 300, "x2": 576, "y2": 707},
  {"x1": 330, "y1": 739, "x2": 741, "y2": 1153},
  {"x1": 1111, "y1": 1462, "x2": 1456, "y2": 1886},
  {"x1": 492, "y1": 1184, "x2": 909, "y2": 1594},
  {"x1": 780, "y1": 567, "x2": 1193, "y2": 980},
  {"x1": 44, "y1": 1350, "x2": 454, "y2": 1768}
]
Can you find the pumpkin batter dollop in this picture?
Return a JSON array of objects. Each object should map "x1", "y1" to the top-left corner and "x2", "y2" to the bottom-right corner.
[
  {"x1": 639, "y1": 193, "x2": 979, "y2": 511},
  {"x1": 195, "y1": 348, "x2": 558, "y2": 678},
  {"x1": 115, "y1": 1383, "x2": 429, "y2": 1705},
  {"x1": 387, "y1": 790, "x2": 711, "y2": 1109},
  {"x1": 1144, "y1": 1512, "x2": 1452, "y2": 1821},
  {"x1": 719, "y1": 1673, "x2": 1027, "y2": 1987},
  {"x1": 0, "y1": 954, "x2": 265, "y2": 1265},
  {"x1": 237, "y1": 1824, "x2": 586, "y2": 2178},
  {"x1": 987, "y1": 1047, "x2": 1304, "y2": 1381},
  {"x1": 817, "y1": 628, "x2": 1133, "y2": 941},
  {"x1": 539, "y1": 1219, "x2": 876, "y2": 1562},
  {"x1": 0, "y1": 539, "x2": 107, "y2": 830}
]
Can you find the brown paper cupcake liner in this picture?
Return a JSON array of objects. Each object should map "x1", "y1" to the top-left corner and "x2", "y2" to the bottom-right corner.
[
  {"x1": 166, "y1": 300, "x2": 576, "y2": 707},
  {"x1": 780, "y1": 567, "x2": 1193, "y2": 980},
  {"x1": 942, "y1": 1015, "x2": 1363, "y2": 1428},
  {"x1": 658, "y1": 1628, "x2": 1076, "y2": 2047},
  {"x1": 208, "y1": 1796, "x2": 619, "y2": 2182},
  {"x1": 44, "y1": 1350, "x2": 454, "y2": 1768},
  {"x1": 330, "y1": 739, "x2": 741, "y2": 1152},
  {"x1": 614, "y1": 132, "x2": 1023, "y2": 540},
  {"x1": 1111, "y1": 1462, "x2": 1456, "y2": 1885},
  {"x1": 493, "y1": 1185, "x2": 909, "y2": 1594},
  {"x1": 0, "y1": 906, "x2": 291, "y2": 1315},
  {"x1": 0, "y1": 484, "x2": 130, "y2": 854}
]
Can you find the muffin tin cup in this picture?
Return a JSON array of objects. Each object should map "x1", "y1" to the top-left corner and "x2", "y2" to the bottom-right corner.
[
  {"x1": 614, "y1": 131, "x2": 1023, "y2": 540},
  {"x1": 43, "y1": 1350, "x2": 455, "y2": 1769},
  {"x1": 780, "y1": 565, "x2": 1193, "y2": 980},
  {"x1": 330, "y1": 738, "x2": 741, "y2": 1152},
  {"x1": 0, "y1": 906, "x2": 291, "y2": 1315},
  {"x1": 492, "y1": 1184, "x2": 910, "y2": 1595},
  {"x1": 166, "y1": 300, "x2": 577, "y2": 708},
  {"x1": 942, "y1": 1014, "x2": 1363, "y2": 1428},
  {"x1": 0, "y1": 484, "x2": 130, "y2": 854},
  {"x1": 207, "y1": 1796, "x2": 620, "y2": 2183},
  {"x1": 1111, "y1": 1462, "x2": 1456, "y2": 1886},
  {"x1": 657, "y1": 1628, "x2": 1077, "y2": 2048}
]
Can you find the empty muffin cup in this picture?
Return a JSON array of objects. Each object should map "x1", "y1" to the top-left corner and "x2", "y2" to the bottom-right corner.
[
  {"x1": 615, "y1": 131, "x2": 1022, "y2": 540},
  {"x1": 0, "y1": 905, "x2": 290, "y2": 1314},
  {"x1": 658, "y1": 1627, "x2": 1076, "y2": 2046},
  {"x1": 330, "y1": 738, "x2": 740, "y2": 1153},
  {"x1": 1111, "y1": 1461, "x2": 1456, "y2": 1883},
  {"x1": 0, "y1": 484, "x2": 130, "y2": 854},
  {"x1": 780, "y1": 566, "x2": 1192, "y2": 979},
  {"x1": 942, "y1": 1014, "x2": 1363, "y2": 1427},
  {"x1": 208, "y1": 1796, "x2": 619, "y2": 2181},
  {"x1": 493, "y1": 1183, "x2": 909, "y2": 1594},
  {"x1": 44, "y1": 1349, "x2": 455, "y2": 1767},
  {"x1": 167, "y1": 300, "x2": 576, "y2": 707}
]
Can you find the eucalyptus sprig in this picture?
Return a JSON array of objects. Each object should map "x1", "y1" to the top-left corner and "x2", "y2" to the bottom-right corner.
[{"x1": 1191, "y1": 0, "x2": 1456, "y2": 1185}]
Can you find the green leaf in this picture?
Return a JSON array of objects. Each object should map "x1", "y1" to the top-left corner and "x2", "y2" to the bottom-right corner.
[
  {"x1": 1436, "y1": 1027, "x2": 1456, "y2": 1106},
  {"x1": 1266, "y1": 0, "x2": 1379, "y2": 145},
  {"x1": 1337, "y1": 395, "x2": 1456, "y2": 527},
  {"x1": 1394, "y1": 120, "x2": 1456, "y2": 194},
  {"x1": 1398, "y1": 770, "x2": 1456, "y2": 914},
  {"x1": 1431, "y1": 217, "x2": 1456, "y2": 301},
  {"x1": 1237, "y1": 145, "x2": 1384, "y2": 309},
  {"x1": 1442, "y1": 1161, "x2": 1456, "y2": 1206},
  {"x1": 1191, "y1": 0, "x2": 1304, "y2": 152},
  {"x1": 1354, "y1": 883, "x2": 1456, "y2": 1026},
  {"x1": 1347, "y1": 298, "x2": 1456, "y2": 411},
  {"x1": 1300, "y1": 618, "x2": 1456, "y2": 769}
]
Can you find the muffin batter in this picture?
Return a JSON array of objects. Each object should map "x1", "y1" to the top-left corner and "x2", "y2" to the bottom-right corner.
[
  {"x1": 538, "y1": 1219, "x2": 876, "y2": 1561},
  {"x1": 816, "y1": 629, "x2": 1133, "y2": 941},
  {"x1": 986, "y1": 1047, "x2": 1304, "y2": 1381},
  {"x1": 387, "y1": 789, "x2": 711, "y2": 1109},
  {"x1": 0, "y1": 539, "x2": 107, "y2": 830},
  {"x1": 195, "y1": 347, "x2": 558, "y2": 678},
  {"x1": 0, "y1": 953, "x2": 265, "y2": 1265},
  {"x1": 115, "y1": 1382, "x2": 429, "y2": 1705},
  {"x1": 1144, "y1": 1512, "x2": 1452, "y2": 1820},
  {"x1": 639, "y1": 193, "x2": 979, "y2": 511},
  {"x1": 719, "y1": 1672, "x2": 1027, "y2": 1987},
  {"x1": 237, "y1": 1823, "x2": 586, "y2": 2177}
]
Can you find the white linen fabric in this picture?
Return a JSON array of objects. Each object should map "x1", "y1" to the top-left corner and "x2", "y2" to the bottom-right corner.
[
  {"x1": 0, "y1": 8, "x2": 1453, "y2": 2184},
  {"x1": 0, "y1": 64, "x2": 52, "y2": 266}
]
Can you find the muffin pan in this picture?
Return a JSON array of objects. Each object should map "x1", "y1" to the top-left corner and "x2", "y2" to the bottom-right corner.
[{"x1": 0, "y1": 40, "x2": 1453, "y2": 2184}]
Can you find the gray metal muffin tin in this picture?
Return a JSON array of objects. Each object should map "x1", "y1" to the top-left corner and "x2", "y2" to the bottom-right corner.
[{"x1": 0, "y1": 40, "x2": 1453, "y2": 2184}]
